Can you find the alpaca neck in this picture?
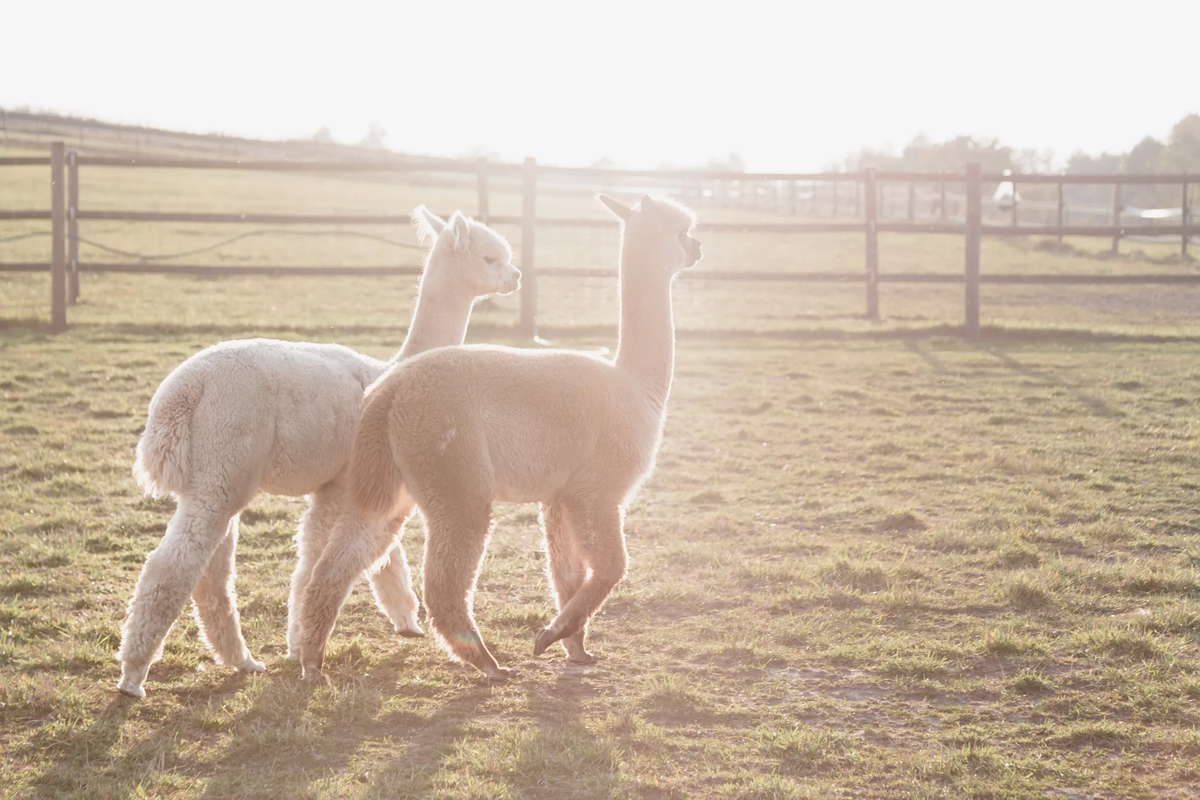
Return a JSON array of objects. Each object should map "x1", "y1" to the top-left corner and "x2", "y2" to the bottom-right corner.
[
  {"x1": 614, "y1": 248, "x2": 676, "y2": 408},
  {"x1": 393, "y1": 278, "x2": 474, "y2": 363}
]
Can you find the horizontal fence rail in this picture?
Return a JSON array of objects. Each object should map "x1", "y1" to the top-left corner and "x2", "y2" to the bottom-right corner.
[
  {"x1": 0, "y1": 142, "x2": 1196, "y2": 335},
  {"x1": 74, "y1": 155, "x2": 511, "y2": 174}
]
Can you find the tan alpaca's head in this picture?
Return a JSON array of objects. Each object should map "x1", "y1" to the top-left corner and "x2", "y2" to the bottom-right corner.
[
  {"x1": 412, "y1": 206, "x2": 521, "y2": 296},
  {"x1": 598, "y1": 194, "x2": 701, "y2": 274}
]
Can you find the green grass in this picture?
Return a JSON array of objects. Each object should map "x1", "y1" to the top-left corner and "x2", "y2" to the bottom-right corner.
[
  {"x1": 3, "y1": 139, "x2": 1200, "y2": 797},
  {"x1": 3, "y1": 323, "x2": 1200, "y2": 798}
]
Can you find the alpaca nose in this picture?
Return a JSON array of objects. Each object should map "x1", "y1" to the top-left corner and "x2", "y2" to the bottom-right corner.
[{"x1": 503, "y1": 266, "x2": 521, "y2": 293}]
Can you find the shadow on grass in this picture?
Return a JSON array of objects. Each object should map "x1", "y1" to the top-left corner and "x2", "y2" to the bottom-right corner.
[
  {"x1": 974, "y1": 344, "x2": 1119, "y2": 417},
  {"x1": 361, "y1": 665, "x2": 622, "y2": 800},
  {"x1": 192, "y1": 652, "x2": 513, "y2": 799},
  {"x1": 21, "y1": 643, "x2": 650, "y2": 798},
  {"x1": 355, "y1": 671, "x2": 520, "y2": 799},
  {"x1": 22, "y1": 671, "x2": 250, "y2": 800},
  {"x1": 189, "y1": 663, "x2": 358, "y2": 800},
  {"x1": 903, "y1": 339, "x2": 949, "y2": 374}
]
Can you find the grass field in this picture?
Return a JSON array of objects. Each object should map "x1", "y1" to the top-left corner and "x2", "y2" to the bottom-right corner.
[
  {"x1": 3, "y1": 324, "x2": 1200, "y2": 798},
  {"x1": 3, "y1": 140, "x2": 1200, "y2": 798}
]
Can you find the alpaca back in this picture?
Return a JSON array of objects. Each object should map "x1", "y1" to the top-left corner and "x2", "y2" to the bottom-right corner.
[
  {"x1": 134, "y1": 339, "x2": 386, "y2": 499},
  {"x1": 350, "y1": 345, "x2": 663, "y2": 512}
]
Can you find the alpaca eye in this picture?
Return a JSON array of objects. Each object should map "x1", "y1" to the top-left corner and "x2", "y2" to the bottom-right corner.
[{"x1": 483, "y1": 256, "x2": 497, "y2": 265}]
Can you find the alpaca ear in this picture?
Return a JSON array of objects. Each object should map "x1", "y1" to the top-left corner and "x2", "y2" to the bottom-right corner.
[
  {"x1": 411, "y1": 205, "x2": 446, "y2": 245},
  {"x1": 640, "y1": 195, "x2": 657, "y2": 213},
  {"x1": 598, "y1": 194, "x2": 634, "y2": 221},
  {"x1": 448, "y1": 211, "x2": 472, "y2": 252}
]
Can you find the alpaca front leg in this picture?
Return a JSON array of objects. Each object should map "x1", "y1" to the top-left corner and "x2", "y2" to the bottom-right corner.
[
  {"x1": 298, "y1": 512, "x2": 398, "y2": 680},
  {"x1": 534, "y1": 503, "x2": 627, "y2": 658},
  {"x1": 541, "y1": 502, "x2": 595, "y2": 664},
  {"x1": 423, "y1": 509, "x2": 514, "y2": 680},
  {"x1": 370, "y1": 533, "x2": 424, "y2": 639},
  {"x1": 117, "y1": 500, "x2": 238, "y2": 698},
  {"x1": 191, "y1": 515, "x2": 264, "y2": 673}
]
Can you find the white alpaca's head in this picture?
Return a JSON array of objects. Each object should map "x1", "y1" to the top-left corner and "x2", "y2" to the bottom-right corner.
[
  {"x1": 598, "y1": 194, "x2": 701, "y2": 275},
  {"x1": 412, "y1": 206, "x2": 520, "y2": 297}
]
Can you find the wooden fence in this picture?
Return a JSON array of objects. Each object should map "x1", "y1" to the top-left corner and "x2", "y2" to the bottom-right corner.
[{"x1": 1, "y1": 142, "x2": 1197, "y2": 337}]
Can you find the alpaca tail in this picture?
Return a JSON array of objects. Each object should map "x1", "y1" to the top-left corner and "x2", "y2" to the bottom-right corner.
[
  {"x1": 350, "y1": 391, "x2": 406, "y2": 518},
  {"x1": 132, "y1": 373, "x2": 202, "y2": 498}
]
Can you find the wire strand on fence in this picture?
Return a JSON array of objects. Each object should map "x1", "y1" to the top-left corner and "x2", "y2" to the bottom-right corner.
[
  {"x1": 0, "y1": 231, "x2": 50, "y2": 245},
  {"x1": 0, "y1": 228, "x2": 430, "y2": 261}
]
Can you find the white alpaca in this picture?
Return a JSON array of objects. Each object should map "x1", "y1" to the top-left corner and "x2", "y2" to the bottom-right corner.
[
  {"x1": 297, "y1": 194, "x2": 700, "y2": 680},
  {"x1": 116, "y1": 208, "x2": 519, "y2": 698}
]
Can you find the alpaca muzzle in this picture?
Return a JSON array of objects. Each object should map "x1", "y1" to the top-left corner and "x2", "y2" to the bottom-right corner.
[
  {"x1": 500, "y1": 267, "x2": 522, "y2": 294},
  {"x1": 684, "y1": 240, "x2": 702, "y2": 268}
]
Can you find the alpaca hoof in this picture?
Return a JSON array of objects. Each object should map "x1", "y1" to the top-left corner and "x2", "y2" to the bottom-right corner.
[
  {"x1": 397, "y1": 625, "x2": 425, "y2": 639},
  {"x1": 117, "y1": 663, "x2": 149, "y2": 699},
  {"x1": 116, "y1": 680, "x2": 146, "y2": 699},
  {"x1": 481, "y1": 666, "x2": 517, "y2": 681},
  {"x1": 567, "y1": 652, "x2": 598, "y2": 665},
  {"x1": 301, "y1": 664, "x2": 328, "y2": 685},
  {"x1": 533, "y1": 626, "x2": 563, "y2": 657},
  {"x1": 237, "y1": 656, "x2": 267, "y2": 674}
]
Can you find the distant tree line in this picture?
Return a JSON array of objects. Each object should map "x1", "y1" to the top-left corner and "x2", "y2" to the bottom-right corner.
[{"x1": 842, "y1": 114, "x2": 1200, "y2": 208}]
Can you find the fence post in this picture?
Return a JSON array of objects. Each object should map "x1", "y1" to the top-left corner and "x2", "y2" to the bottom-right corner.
[
  {"x1": 789, "y1": 180, "x2": 797, "y2": 216},
  {"x1": 476, "y1": 157, "x2": 489, "y2": 224},
  {"x1": 50, "y1": 142, "x2": 67, "y2": 332},
  {"x1": 830, "y1": 181, "x2": 837, "y2": 219},
  {"x1": 1057, "y1": 180, "x2": 1064, "y2": 245},
  {"x1": 965, "y1": 161, "x2": 982, "y2": 340},
  {"x1": 907, "y1": 180, "x2": 915, "y2": 222},
  {"x1": 1110, "y1": 182, "x2": 1122, "y2": 255},
  {"x1": 67, "y1": 150, "x2": 80, "y2": 304},
  {"x1": 1182, "y1": 177, "x2": 1189, "y2": 259},
  {"x1": 864, "y1": 169, "x2": 879, "y2": 320},
  {"x1": 1010, "y1": 179, "x2": 1019, "y2": 229},
  {"x1": 519, "y1": 157, "x2": 537, "y2": 338},
  {"x1": 940, "y1": 177, "x2": 947, "y2": 221}
]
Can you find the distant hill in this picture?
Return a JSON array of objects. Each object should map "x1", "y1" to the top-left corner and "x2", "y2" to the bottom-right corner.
[{"x1": 0, "y1": 108, "x2": 457, "y2": 165}]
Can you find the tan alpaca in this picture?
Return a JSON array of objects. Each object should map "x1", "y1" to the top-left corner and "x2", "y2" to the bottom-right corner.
[{"x1": 297, "y1": 194, "x2": 701, "y2": 680}]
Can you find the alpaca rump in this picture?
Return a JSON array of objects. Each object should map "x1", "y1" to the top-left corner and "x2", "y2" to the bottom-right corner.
[
  {"x1": 115, "y1": 207, "x2": 519, "y2": 698},
  {"x1": 298, "y1": 194, "x2": 700, "y2": 680}
]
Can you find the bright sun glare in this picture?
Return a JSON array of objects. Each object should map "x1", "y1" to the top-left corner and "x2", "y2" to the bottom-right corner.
[{"x1": 2, "y1": 0, "x2": 1198, "y2": 170}]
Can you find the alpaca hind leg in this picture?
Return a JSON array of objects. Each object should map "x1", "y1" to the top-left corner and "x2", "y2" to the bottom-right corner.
[
  {"x1": 289, "y1": 491, "x2": 422, "y2": 659},
  {"x1": 534, "y1": 502, "x2": 626, "y2": 657},
  {"x1": 191, "y1": 514, "x2": 264, "y2": 673},
  {"x1": 369, "y1": 528, "x2": 424, "y2": 639},
  {"x1": 541, "y1": 502, "x2": 594, "y2": 664},
  {"x1": 286, "y1": 486, "x2": 345, "y2": 659},
  {"x1": 298, "y1": 510, "x2": 404, "y2": 679},
  {"x1": 117, "y1": 499, "x2": 240, "y2": 697},
  {"x1": 423, "y1": 506, "x2": 512, "y2": 679}
]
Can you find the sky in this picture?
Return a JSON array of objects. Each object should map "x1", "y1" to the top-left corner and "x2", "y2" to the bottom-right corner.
[{"x1": 2, "y1": 0, "x2": 1197, "y2": 172}]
